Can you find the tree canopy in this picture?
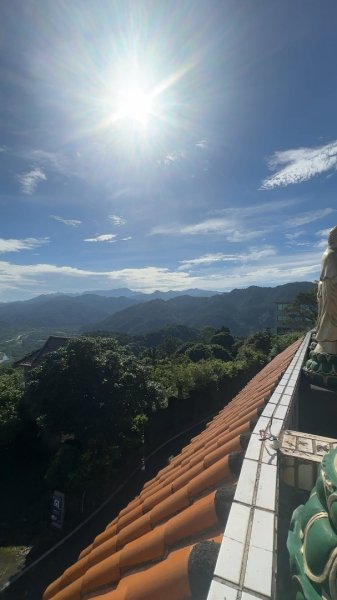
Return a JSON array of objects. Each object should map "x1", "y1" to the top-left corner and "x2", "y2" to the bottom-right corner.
[
  {"x1": 285, "y1": 286, "x2": 318, "y2": 330},
  {"x1": 24, "y1": 337, "x2": 162, "y2": 492},
  {"x1": 0, "y1": 368, "x2": 24, "y2": 446}
]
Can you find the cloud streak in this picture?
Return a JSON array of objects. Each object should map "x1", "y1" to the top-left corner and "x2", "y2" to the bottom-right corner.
[
  {"x1": 285, "y1": 208, "x2": 335, "y2": 228},
  {"x1": 150, "y1": 200, "x2": 299, "y2": 240},
  {"x1": 151, "y1": 218, "x2": 269, "y2": 240},
  {"x1": 0, "y1": 237, "x2": 49, "y2": 254},
  {"x1": 17, "y1": 167, "x2": 47, "y2": 194},
  {"x1": 51, "y1": 215, "x2": 82, "y2": 227},
  {"x1": 109, "y1": 214, "x2": 126, "y2": 226},
  {"x1": 261, "y1": 140, "x2": 337, "y2": 189},
  {"x1": 84, "y1": 234, "x2": 117, "y2": 243},
  {"x1": 178, "y1": 246, "x2": 277, "y2": 270}
]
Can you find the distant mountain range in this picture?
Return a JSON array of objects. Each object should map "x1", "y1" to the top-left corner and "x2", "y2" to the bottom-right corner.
[
  {"x1": 77, "y1": 288, "x2": 219, "y2": 300},
  {"x1": 0, "y1": 282, "x2": 314, "y2": 343},
  {"x1": 0, "y1": 288, "x2": 217, "y2": 339},
  {"x1": 86, "y1": 282, "x2": 314, "y2": 336}
]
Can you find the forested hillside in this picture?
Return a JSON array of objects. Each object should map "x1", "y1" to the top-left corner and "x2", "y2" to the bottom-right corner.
[
  {"x1": 88, "y1": 282, "x2": 314, "y2": 335},
  {"x1": 0, "y1": 282, "x2": 313, "y2": 362}
]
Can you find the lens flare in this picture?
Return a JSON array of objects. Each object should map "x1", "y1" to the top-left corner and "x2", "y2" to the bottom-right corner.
[{"x1": 114, "y1": 86, "x2": 154, "y2": 126}]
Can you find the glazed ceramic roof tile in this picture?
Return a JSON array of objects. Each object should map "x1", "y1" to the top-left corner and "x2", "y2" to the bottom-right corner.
[{"x1": 43, "y1": 338, "x2": 302, "y2": 600}]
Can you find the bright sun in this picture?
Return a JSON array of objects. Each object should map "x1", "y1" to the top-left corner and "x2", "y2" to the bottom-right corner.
[{"x1": 115, "y1": 86, "x2": 154, "y2": 126}]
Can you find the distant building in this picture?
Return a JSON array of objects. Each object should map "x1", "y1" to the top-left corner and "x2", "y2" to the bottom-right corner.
[
  {"x1": 275, "y1": 301, "x2": 294, "y2": 334},
  {"x1": 14, "y1": 336, "x2": 72, "y2": 379}
]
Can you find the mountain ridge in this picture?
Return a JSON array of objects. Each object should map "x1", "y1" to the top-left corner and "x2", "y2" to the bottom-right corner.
[
  {"x1": 0, "y1": 282, "x2": 314, "y2": 342},
  {"x1": 85, "y1": 281, "x2": 314, "y2": 336}
]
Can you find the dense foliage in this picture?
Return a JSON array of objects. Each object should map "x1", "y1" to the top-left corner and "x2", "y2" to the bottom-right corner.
[
  {"x1": 0, "y1": 368, "x2": 24, "y2": 445},
  {"x1": 285, "y1": 286, "x2": 318, "y2": 330},
  {"x1": 0, "y1": 326, "x2": 303, "y2": 549},
  {"x1": 23, "y1": 337, "x2": 162, "y2": 493}
]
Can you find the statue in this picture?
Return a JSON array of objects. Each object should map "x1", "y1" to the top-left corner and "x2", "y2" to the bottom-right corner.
[
  {"x1": 287, "y1": 447, "x2": 337, "y2": 600},
  {"x1": 314, "y1": 225, "x2": 337, "y2": 354},
  {"x1": 303, "y1": 226, "x2": 337, "y2": 391}
]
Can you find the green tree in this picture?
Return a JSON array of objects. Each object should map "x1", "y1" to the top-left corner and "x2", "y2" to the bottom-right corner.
[
  {"x1": 0, "y1": 368, "x2": 24, "y2": 446},
  {"x1": 270, "y1": 331, "x2": 303, "y2": 359},
  {"x1": 210, "y1": 329, "x2": 235, "y2": 352},
  {"x1": 236, "y1": 344, "x2": 267, "y2": 368},
  {"x1": 185, "y1": 343, "x2": 213, "y2": 362},
  {"x1": 244, "y1": 330, "x2": 273, "y2": 354},
  {"x1": 24, "y1": 337, "x2": 162, "y2": 491},
  {"x1": 157, "y1": 335, "x2": 183, "y2": 358},
  {"x1": 285, "y1": 285, "x2": 317, "y2": 330}
]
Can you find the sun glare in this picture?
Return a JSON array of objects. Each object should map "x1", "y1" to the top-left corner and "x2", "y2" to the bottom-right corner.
[{"x1": 115, "y1": 86, "x2": 154, "y2": 126}]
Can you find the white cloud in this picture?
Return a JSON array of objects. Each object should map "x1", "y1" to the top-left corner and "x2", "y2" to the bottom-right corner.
[
  {"x1": 315, "y1": 227, "x2": 331, "y2": 249},
  {"x1": 109, "y1": 214, "x2": 126, "y2": 226},
  {"x1": 213, "y1": 199, "x2": 299, "y2": 218},
  {"x1": 28, "y1": 149, "x2": 65, "y2": 171},
  {"x1": 0, "y1": 261, "x2": 201, "y2": 296},
  {"x1": 196, "y1": 139, "x2": 208, "y2": 149},
  {"x1": 122, "y1": 236, "x2": 132, "y2": 241},
  {"x1": 0, "y1": 246, "x2": 322, "y2": 301},
  {"x1": 151, "y1": 218, "x2": 268, "y2": 241},
  {"x1": 179, "y1": 253, "x2": 236, "y2": 269},
  {"x1": 84, "y1": 234, "x2": 117, "y2": 243},
  {"x1": 17, "y1": 167, "x2": 47, "y2": 194},
  {"x1": 316, "y1": 228, "x2": 332, "y2": 239},
  {"x1": 179, "y1": 246, "x2": 276, "y2": 270},
  {"x1": 150, "y1": 200, "x2": 299, "y2": 240},
  {"x1": 163, "y1": 150, "x2": 186, "y2": 165},
  {"x1": 285, "y1": 208, "x2": 335, "y2": 228},
  {"x1": 0, "y1": 237, "x2": 49, "y2": 254},
  {"x1": 51, "y1": 215, "x2": 82, "y2": 227},
  {"x1": 261, "y1": 140, "x2": 337, "y2": 189},
  {"x1": 0, "y1": 145, "x2": 8, "y2": 153},
  {"x1": 285, "y1": 231, "x2": 305, "y2": 240}
]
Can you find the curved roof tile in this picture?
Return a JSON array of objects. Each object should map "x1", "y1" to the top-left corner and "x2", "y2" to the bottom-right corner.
[{"x1": 43, "y1": 338, "x2": 302, "y2": 600}]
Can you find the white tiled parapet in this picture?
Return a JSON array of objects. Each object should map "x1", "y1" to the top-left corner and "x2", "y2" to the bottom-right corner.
[{"x1": 207, "y1": 332, "x2": 312, "y2": 600}]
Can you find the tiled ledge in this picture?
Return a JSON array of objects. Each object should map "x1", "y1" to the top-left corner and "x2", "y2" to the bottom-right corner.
[{"x1": 207, "y1": 332, "x2": 312, "y2": 600}]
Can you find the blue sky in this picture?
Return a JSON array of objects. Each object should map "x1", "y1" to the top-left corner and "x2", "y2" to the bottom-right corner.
[{"x1": 1, "y1": 0, "x2": 337, "y2": 301}]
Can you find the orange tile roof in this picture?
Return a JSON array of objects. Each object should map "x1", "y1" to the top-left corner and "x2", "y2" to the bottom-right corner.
[{"x1": 43, "y1": 338, "x2": 302, "y2": 600}]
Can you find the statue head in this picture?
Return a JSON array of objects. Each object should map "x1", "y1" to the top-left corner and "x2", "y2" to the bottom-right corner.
[{"x1": 328, "y1": 226, "x2": 337, "y2": 249}]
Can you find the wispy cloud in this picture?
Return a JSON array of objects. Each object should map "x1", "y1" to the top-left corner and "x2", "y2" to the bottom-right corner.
[
  {"x1": 285, "y1": 208, "x2": 335, "y2": 228},
  {"x1": 0, "y1": 246, "x2": 322, "y2": 301},
  {"x1": 285, "y1": 231, "x2": 305, "y2": 240},
  {"x1": 0, "y1": 145, "x2": 8, "y2": 153},
  {"x1": 179, "y1": 247, "x2": 277, "y2": 270},
  {"x1": 179, "y1": 253, "x2": 237, "y2": 269},
  {"x1": 17, "y1": 167, "x2": 47, "y2": 194},
  {"x1": 151, "y1": 200, "x2": 299, "y2": 240},
  {"x1": 0, "y1": 261, "x2": 102, "y2": 289},
  {"x1": 84, "y1": 234, "x2": 117, "y2": 243},
  {"x1": 122, "y1": 236, "x2": 132, "y2": 241},
  {"x1": 0, "y1": 237, "x2": 49, "y2": 254},
  {"x1": 151, "y1": 217, "x2": 269, "y2": 241},
  {"x1": 315, "y1": 228, "x2": 331, "y2": 249},
  {"x1": 163, "y1": 150, "x2": 186, "y2": 165},
  {"x1": 27, "y1": 149, "x2": 65, "y2": 172},
  {"x1": 196, "y1": 139, "x2": 208, "y2": 149},
  {"x1": 0, "y1": 262, "x2": 201, "y2": 296},
  {"x1": 51, "y1": 215, "x2": 82, "y2": 227},
  {"x1": 109, "y1": 214, "x2": 126, "y2": 226},
  {"x1": 261, "y1": 140, "x2": 337, "y2": 189}
]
